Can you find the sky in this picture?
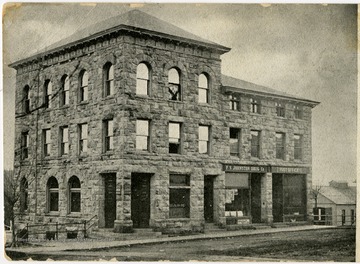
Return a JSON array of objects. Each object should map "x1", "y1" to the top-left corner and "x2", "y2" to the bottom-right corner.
[{"x1": 2, "y1": 3, "x2": 357, "y2": 186}]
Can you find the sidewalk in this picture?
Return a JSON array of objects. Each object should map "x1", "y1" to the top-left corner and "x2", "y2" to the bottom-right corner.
[{"x1": 5, "y1": 225, "x2": 337, "y2": 256}]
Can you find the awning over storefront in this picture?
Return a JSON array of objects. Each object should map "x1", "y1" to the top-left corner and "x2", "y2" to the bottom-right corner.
[{"x1": 225, "y1": 173, "x2": 249, "y2": 188}]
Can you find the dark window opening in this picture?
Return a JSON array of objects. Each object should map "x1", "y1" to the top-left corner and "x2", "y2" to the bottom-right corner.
[
  {"x1": 69, "y1": 176, "x2": 81, "y2": 213},
  {"x1": 169, "y1": 122, "x2": 181, "y2": 154},
  {"x1": 251, "y1": 130, "x2": 260, "y2": 158},
  {"x1": 169, "y1": 175, "x2": 190, "y2": 218},
  {"x1": 230, "y1": 128, "x2": 240, "y2": 156},
  {"x1": 168, "y1": 68, "x2": 181, "y2": 101},
  {"x1": 47, "y1": 177, "x2": 59, "y2": 212}
]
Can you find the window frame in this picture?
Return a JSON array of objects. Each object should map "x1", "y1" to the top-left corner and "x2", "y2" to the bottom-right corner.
[
  {"x1": 169, "y1": 122, "x2": 182, "y2": 154},
  {"x1": 43, "y1": 129, "x2": 51, "y2": 157},
  {"x1": 250, "y1": 98, "x2": 261, "y2": 114},
  {"x1": 68, "y1": 176, "x2": 81, "y2": 213},
  {"x1": 250, "y1": 130, "x2": 260, "y2": 158},
  {"x1": 78, "y1": 123, "x2": 88, "y2": 154},
  {"x1": 44, "y1": 80, "x2": 52, "y2": 108},
  {"x1": 104, "y1": 63, "x2": 114, "y2": 97},
  {"x1": 276, "y1": 102, "x2": 285, "y2": 117},
  {"x1": 136, "y1": 119, "x2": 150, "y2": 151},
  {"x1": 103, "y1": 119, "x2": 114, "y2": 152},
  {"x1": 294, "y1": 105, "x2": 303, "y2": 119},
  {"x1": 229, "y1": 94, "x2": 240, "y2": 111},
  {"x1": 294, "y1": 134, "x2": 303, "y2": 160},
  {"x1": 169, "y1": 174, "x2": 190, "y2": 219},
  {"x1": 47, "y1": 177, "x2": 59, "y2": 213},
  {"x1": 136, "y1": 63, "x2": 150, "y2": 96},
  {"x1": 198, "y1": 125, "x2": 210, "y2": 154},
  {"x1": 21, "y1": 131, "x2": 29, "y2": 160},
  {"x1": 60, "y1": 75, "x2": 70, "y2": 106},
  {"x1": 23, "y1": 85, "x2": 30, "y2": 113},
  {"x1": 276, "y1": 132, "x2": 286, "y2": 160},
  {"x1": 168, "y1": 68, "x2": 181, "y2": 101},
  {"x1": 60, "y1": 126, "x2": 69, "y2": 156},
  {"x1": 79, "y1": 70, "x2": 89, "y2": 102},
  {"x1": 198, "y1": 73, "x2": 209, "y2": 104},
  {"x1": 229, "y1": 128, "x2": 241, "y2": 157}
]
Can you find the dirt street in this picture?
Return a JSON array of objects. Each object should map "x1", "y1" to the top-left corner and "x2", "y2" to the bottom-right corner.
[{"x1": 6, "y1": 227, "x2": 355, "y2": 262}]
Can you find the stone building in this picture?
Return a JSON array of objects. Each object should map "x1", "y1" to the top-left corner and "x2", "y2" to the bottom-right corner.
[{"x1": 10, "y1": 10, "x2": 319, "y2": 235}]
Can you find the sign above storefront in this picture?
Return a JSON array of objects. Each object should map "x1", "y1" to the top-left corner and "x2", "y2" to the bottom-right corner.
[
  {"x1": 223, "y1": 164, "x2": 310, "y2": 174},
  {"x1": 272, "y1": 166, "x2": 310, "y2": 174},
  {"x1": 223, "y1": 164, "x2": 268, "y2": 173}
]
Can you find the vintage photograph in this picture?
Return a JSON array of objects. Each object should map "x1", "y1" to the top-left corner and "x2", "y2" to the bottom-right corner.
[{"x1": 2, "y1": 3, "x2": 356, "y2": 261}]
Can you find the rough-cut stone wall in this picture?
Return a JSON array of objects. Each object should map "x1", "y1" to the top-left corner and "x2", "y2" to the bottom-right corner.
[{"x1": 13, "y1": 29, "x2": 315, "y2": 235}]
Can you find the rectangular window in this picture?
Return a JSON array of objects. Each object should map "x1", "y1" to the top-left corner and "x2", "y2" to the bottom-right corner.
[
  {"x1": 276, "y1": 132, "x2": 285, "y2": 160},
  {"x1": 294, "y1": 105, "x2": 303, "y2": 119},
  {"x1": 229, "y1": 94, "x2": 240, "y2": 111},
  {"x1": 294, "y1": 134, "x2": 302, "y2": 160},
  {"x1": 251, "y1": 98, "x2": 260, "y2": 114},
  {"x1": 43, "y1": 129, "x2": 51, "y2": 156},
  {"x1": 61, "y1": 77, "x2": 70, "y2": 106},
  {"x1": 169, "y1": 122, "x2": 181, "y2": 154},
  {"x1": 169, "y1": 174, "x2": 190, "y2": 218},
  {"x1": 199, "y1": 125, "x2": 210, "y2": 154},
  {"x1": 49, "y1": 190, "x2": 59, "y2": 212},
  {"x1": 45, "y1": 83, "x2": 52, "y2": 108},
  {"x1": 79, "y1": 123, "x2": 88, "y2": 154},
  {"x1": 104, "y1": 119, "x2": 114, "y2": 152},
  {"x1": 250, "y1": 130, "x2": 260, "y2": 158},
  {"x1": 60, "y1": 126, "x2": 69, "y2": 155},
  {"x1": 136, "y1": 119, "x2": 150, "y2": 151},
  {"x1": 351, "y1": 209, "x2": 355, "y2": 224},
  {"x1": 230, "y1": 128, "x2": 240, "y2": 156},
  {"x1": 342, "y1": 209, "x2": 346, "y2": 225},
  {"x1": 21, "y1": 132, "x2": 29, "y2": 159},
  {"x1": 276, "y1": 102, "x2": 285, "y2": 117}
]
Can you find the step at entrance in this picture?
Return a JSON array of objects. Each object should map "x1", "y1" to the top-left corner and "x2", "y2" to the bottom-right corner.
[
  {"x1": 91, "y1": 228, "x2": 162, "y2": 241},
  {"x1": 204, "y1": 223, "x2": 225, "y2": 234}
]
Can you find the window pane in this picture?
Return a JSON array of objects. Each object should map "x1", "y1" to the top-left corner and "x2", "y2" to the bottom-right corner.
[
  {"x1": 225, "y1": 189, "x2": 250, "y2": 217},
  {"x1": 168, "y1": 84, "x2": 180, "y2": 100},
  {"x1": 108, "y1": 120, "x2": 113, "y2": 135},
  {"x1": 63, "y1": 127, "x2": 69, "y2": 142},
  {"x1": 199, "y1": 141, "x2": 208, "y2": 154},
  {"x1": 82, "y1": 139, "x2": 88, "y2": 152},
  {"x1": 230, "y1": 139, "x2": 239, "y2": 154},
  {"x1": 169, "y1": 189, "x2": 190, "y2": 218},
  {"x1": 82, "y1": 71, "x2": 88, "y2": 86},
  {"x1": 169, "y1": 123, "x2": 180, "y2": 139},
  {"x1": 47, "y1": 81, "x2": 52, "y2": 94},
  {"x1": 82, "y1": 87, "x2": 88, "y2": 101},
  {"x1": 50, "y1": 192, "x2": 59, "y2": 211},
  {"x1": 137, "y1": 120, "x2": 149, "y2": 136},
  {"x1": 136, "y1": 79, "x2": 148, "y2": 95},
  {"x1": 81, "y1": 124, "x2": 88, "y2": 139},
  {"x1": 199, "y1": 74, "x2": 208, "y2": 89},
  {"x1": 64, "y1": 76, "x2": 70, "y2": 91},
  {"x1": 70, "y1": 192, "x2": 81, "y2": 212},
  {"x1": 170, "y1": 175, "x2": 190, "y2": 186},
  {"x1": 137, "y1": 63, "x2": 149, "y2": 79},
  {"x1": 45, "y1": 130, "x2": 51, "y2": 142},
  {"x1": 108, "y1": 65, "x2": 114, "y2": 79},
  {"x1": 199, "y1": 126, "x2": 209, "y2": 141},
  {"x1": 199, "y1": 88, "x2": 207, "y2": 103},
  {"x1": 168, "y1": 68, "x2": 179, "y2": 84},
  {"x1": 136, "y1": 136, "x2": 148, "y2": 150}
]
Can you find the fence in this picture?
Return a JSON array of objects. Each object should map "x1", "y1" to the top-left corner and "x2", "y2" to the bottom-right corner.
[
  {"x1": 313, "y1": 212, "x2": 356, "y2": 226},
  {"x1": 17, "y1": 215, "x2": 97, "y2": 242}
]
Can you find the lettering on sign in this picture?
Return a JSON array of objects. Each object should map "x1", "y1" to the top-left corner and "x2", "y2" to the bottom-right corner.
[
  {"x1": 272, "y1": 166, "x2": 310, "y2": 174},
  {"x1": 223, "y1": 164, "x2": 267, "y2": 172}
]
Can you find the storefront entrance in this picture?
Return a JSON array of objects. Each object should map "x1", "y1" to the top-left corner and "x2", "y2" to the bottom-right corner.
[
  {"x1": 250, "y1": 174, "x2": 262, "y2": 223},
  {"x1": 131, "y1": 173, "x2": 151, "y2": 228}
]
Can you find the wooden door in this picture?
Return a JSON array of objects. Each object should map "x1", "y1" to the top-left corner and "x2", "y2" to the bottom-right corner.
[
  {"x1": 104, "y1": 174, "x2": 116, "y2": 228},
  {"x1": 131, "y1": 174, "x2": 151, "y2": 228},
  {"x1": 204, "y1": 177, "x2": 214, "y2": 222}
]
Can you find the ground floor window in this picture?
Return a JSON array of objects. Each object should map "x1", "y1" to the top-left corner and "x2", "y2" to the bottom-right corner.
[
  {"x1": 225, "y1": 173, "x2": 250, "y2": 217},
  {"x1": 69, "y1": 176, "x2": 81, "y2": 213},
  {"x1": 47, "y1": 177, "x2": 59, "y2": 212},
  {"x1": 169, "y1": 174, "x2": 190, "y2": 218}
]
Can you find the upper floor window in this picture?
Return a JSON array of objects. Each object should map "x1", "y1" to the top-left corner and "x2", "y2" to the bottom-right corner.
[
  {"x1": 43, "y1": 129, "x2": 51, "y2": 157},
  {"x1": 168, "y1": 68, "x2": 181, "y2": 101},
  {"x1": 276, "y1": 132, "x2": 285, "y2": 160},
  {"x1": 169, "y1": 122, "x2": 181, "y2": 154},
  {"x1": 294, "y1": 105, "x2": 303, "y2": 119},
  {"x1": 251, "y1": 98, "x2": 260, "y2": 114},
  {"x1": 60, "y1": 126, "x2": 69, "y2": 156},
  {"x1": 21, "y1": 131, "x2": 29, "y2": 160},
  {"x1": 294, "y1": 134, "x2": 303, "y2": 160},
  {"x1": 136, "y1": 63, "x2": 150, "y2": 95},
  {"x1": 23, "y1": 85, "x2": 30, "y2": 113},
  {"x1": 250, "y1": 130, "x2": 260, "y2": 158},
  {"x1": 229, "y1": 94, "x2": 240, "y2": 111},
  {"x1": 79, "y1": 70, "x2": 88, "y2": 102},
  {"x1": 230, "y1": 128, "x2": 240, "y2": 157},
  {"x1": 79, "y1": 123, "x2": 88, "y2": 154},
  {"x1": 199, "y1": 125, "x2": 210, "y2": 154},
  {"x1": 276, "y1": 102, "x2": 285, "y2": 117},
  {"x1": 20, "y1": 177, "x2": 28, "y2": 213},
  {"x1": 136, "y1": 119, "x2": 150, "y2": 151},
  {"x1": 60, "y1": 75, "x2": 70, "y2": 106},
  {"x1": 47, "y1": 177, "x2": 59, "y2": 212},
  {"x1": 103, "y1": 119, "x2": 114, "y2": 152},
  {"x1": 68, "y1": 176, "x2": 81, "y2": 213},
  {"x1": 104, "y1": 63, "x2": 114, "y2": 97},
  {"x1": 44, "y1": 80, "x2": 52, "y2": 108},
  {"x1": 198, "y1": 73, "x2": 209, "y2": 103}
]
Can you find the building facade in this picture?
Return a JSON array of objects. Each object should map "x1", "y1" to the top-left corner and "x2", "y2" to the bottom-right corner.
[{"x1": 11, "y1": 10, "x2": 319, "y2": 235}]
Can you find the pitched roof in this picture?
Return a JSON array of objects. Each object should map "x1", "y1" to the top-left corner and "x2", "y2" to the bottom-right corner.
[
  {"x1": 318, "y1": 186, "x2": 356, "y2": 205},
  {"x1": 221, "y1": 74, "x2": 319, "y2": 105},
  {"x1": 11, "y1": 10, "x2": 230, "y2": 67}
]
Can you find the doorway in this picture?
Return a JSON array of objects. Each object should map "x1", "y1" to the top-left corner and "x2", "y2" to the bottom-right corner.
[
  {"x1": 131, "y1": 173, "x2": 151, "y2": 228},
  {"x1": 251, "y1": 174, "x2": 262, "y2": 223},
  {"x1": 104, "y1": 173, "x2": 116, "y2": 228},
  {"x1": 204, "y1": 176, "x2": 215, "y2": 222},
  {"x1": 272, "y1": 174, "x2": 283, "y2": 222}
]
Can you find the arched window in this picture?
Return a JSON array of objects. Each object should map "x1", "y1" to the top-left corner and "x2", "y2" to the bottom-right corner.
[
  {"x1": 44, "y1": 80, "x2": 52, "y2": 108},
  {"x1": 68, "y1": 176, "x2": 81, "y2": 213},
  {"x1": 79, "y1": 70, "x2": 88, "y2": 102},
  {"x1": 136, "y1": 63, "x2": 150, "y2": 95},
  {"x1": 20, "y1": 177, "x2": 28, "y2": 213},
  {"x1": 198, "y1": 73, "x2": 209, "y2": 103},
  {"x1": 104, "y1": 63, "x2": 114, "y2": 97},
  {"x1": 168, "y1": 68, "x2": 181, "y2": 101},
  {"x1": 23, "y1": 85, "x2": 30, "y2": 113},
  {"x1": 47, "y1": 177, "x2": 59, "y2": 212},
  {"x1": 60, "y1": 75, "x2": 70, "y2": 106}
]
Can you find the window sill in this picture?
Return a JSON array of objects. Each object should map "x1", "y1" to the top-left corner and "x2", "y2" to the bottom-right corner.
[
  {"x1": 45, "y1": 212, "x2": 60, "y2": 217},
  {"x1": 78, "y1": 101, "x2": 89, "y2": 106},
  {"x1": 67, "y1": 212, "x2": 82, "y2": 218},
  {"x1": 168, "y1": 218, "x2": 190, "y2": 221},
  {"x1": 102, "y1": 95, "x2": 115, "y2": 101},
  {"x1": 59, "y1": 105, "x2": 70, "y2": 110},
  {"x1": 135, "y1": 94, "x2": 150, "y2": 99}
]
